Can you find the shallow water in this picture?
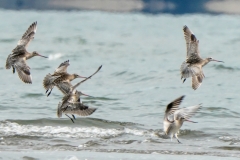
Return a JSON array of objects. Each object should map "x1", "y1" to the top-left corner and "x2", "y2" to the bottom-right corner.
[{"x1": 0, "y1": 9, "x2": 240, "y2": 159}]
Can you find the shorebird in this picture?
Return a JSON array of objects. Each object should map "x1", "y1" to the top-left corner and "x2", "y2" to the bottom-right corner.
[
  {"x1": 57, "y1": 100, "x2": 97, "y2": 123},
  {"x1": 6, "y1": 21, "x2": 48, "y2": 84},
  {"x1": 43, "y1": 60, "x2": 87, "y2": 96},
  {"x1": 163, "y1": 95, "x2": 201, "y2": 143},
  {"x1": 57, "y1": 65, "x2": 102, "y2": 122},
  {"x1": 181, "y1": 25, "x2": 223, "y2": 90}
]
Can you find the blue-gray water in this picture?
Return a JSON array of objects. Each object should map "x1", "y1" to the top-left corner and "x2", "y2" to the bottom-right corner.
[{"x1": 0, "y1": 9, "x2": 240, "y2": 159}]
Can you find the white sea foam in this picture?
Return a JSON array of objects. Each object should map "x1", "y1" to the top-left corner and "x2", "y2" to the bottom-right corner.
[
  {"x1": 0, "y1": 121, "x2": 157, "y2": 138},
  {"x1": 48, "y1": 53, "x2": 62, "y2": 60},
  {"x1": 64, "y1": 155, "x2": 79, "y2": 160}
]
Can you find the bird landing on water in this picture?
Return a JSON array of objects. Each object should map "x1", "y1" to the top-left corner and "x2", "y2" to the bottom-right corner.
[{"x1": 163, "y1": 95, "x2": 201, "y2": 143}]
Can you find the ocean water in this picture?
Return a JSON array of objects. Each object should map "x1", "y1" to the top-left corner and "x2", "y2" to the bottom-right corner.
[{"x1": 0, "y1": 9, "x2": 240, "y2": 159}]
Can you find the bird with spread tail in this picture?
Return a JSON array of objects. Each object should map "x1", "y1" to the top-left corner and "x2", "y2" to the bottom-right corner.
[
  {"x1": 57, "y1": 65, "x2": 102, "y2": 123},
  {"x1": 163, "y1": 95, "x2": 201, "y2": 143},
  {"x1": 6, "y1": 21, "x2": 48, "y2": 84},
  {"x1": 181, "y1": 25, "x2": 223, "y2": 90},
  {"x1": 43, "y1": 60, "x2": 87, "y2": 96}
]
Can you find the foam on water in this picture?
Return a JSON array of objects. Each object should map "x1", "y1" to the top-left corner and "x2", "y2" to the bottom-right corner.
[
  {"x1": 48, "y1": 53, "x2": 63, "y2": 60},
  {"x1": 0, "y1": 121, "x2": 161, "y2": 139},
  {"x1": 0, "y1": 121, "x2": 239, "y2": 158},
  {"x1": 0, "y1": 121, "x2": 122, "y2": 138},
  {"x1": 0, "y1": 121, "x2": 221, "y2": 142}
]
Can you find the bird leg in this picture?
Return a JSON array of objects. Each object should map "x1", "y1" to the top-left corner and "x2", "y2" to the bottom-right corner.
[
  {"x1": 177, "y1": 139, "x2": 181, "y2": 144},
  {"x1": 47, "y1": 89, "x2": 53, "y2": 97},
  {"x1": 175, "y1": 134, "x2": 181, "y2": 144},
  {"x1": 12, "y1": 66, "x2": 15, "y2": 74},
  {"x1": 182, "y1": 78, "x2": 186, "y2": 83},
  {"x1": 72, "y1": 115, "x2": 76, "y2": 120},
  {"x1": 185, "y1": 119, "x2": 198, "y2": 123},
  {"x1": 62, "y1": 105, "x2": 70, "y2": 112},
  {"x1": 45, "y1": 89, "x2": 49, "y2": 93},
  {"x1": 65, "y1": 114, "x2": 74, "y2": 123}
]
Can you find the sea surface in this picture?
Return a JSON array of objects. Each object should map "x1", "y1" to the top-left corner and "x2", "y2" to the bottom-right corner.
[{"x1": 0, "y1": 9, "x2": 240, "y2": 159}]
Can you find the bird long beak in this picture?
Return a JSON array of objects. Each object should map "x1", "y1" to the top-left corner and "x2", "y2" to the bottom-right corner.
[
  {"x1": 185, "y1": 119, "x2": 198, "y2": 123},
  {"x1": 37, "y1": 54, "x2": 48, "y2": 58},
  {"x1": 77, "y1": 75, "x2": 87, "y2": 78},
  {"x1": 211, "y1": 59, "x2": 223, "y2": 63},
  {"x1": 81, "y1": 92, "x2": 94, "y2": 98}
]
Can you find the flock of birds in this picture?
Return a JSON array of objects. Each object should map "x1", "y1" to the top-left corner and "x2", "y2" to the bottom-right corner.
[
  {"x1": 5, "y1": 21, "x2": 102, "y2": 123},
  {"x1": 43, "y1": 60, "x2": 102, "y2": 123},
  {"x1": 5, "y1": 22, "x2": 223, "y2": 143}
]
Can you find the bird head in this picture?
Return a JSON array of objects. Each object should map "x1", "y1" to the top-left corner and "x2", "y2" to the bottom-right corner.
[
  {"x1": 78, "y1": 91, "x2": 94, "y2": 98},
  {"x1": 73, "y1": 74, "x2": 87, "y2": 79},
  {"x1": 32, "y1": 51, "x2": 48, "y2": 58},
  {"x1": 207, "y1": 57, "x2": 223, "y2": 63}
]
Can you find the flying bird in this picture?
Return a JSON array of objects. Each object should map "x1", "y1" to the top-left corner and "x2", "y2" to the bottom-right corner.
[
  {"x1": 163, "y1": 95, "x2": 201, "y2": 143},
  {"x1": 43, "y1": 60, "x2": 87, "y2": 96},
  {"x1": 6, "y1": 21, "x2": 48, "y2": 84},
  {"x1": 57, "y1": 100, "x2": 97, "y2": 123},
  {"x1": 181, "y1": 25, "x2": 223, "y2": 90},
  {"x1": 57, "y1": 65, "x2": 102, "y2": 123}
]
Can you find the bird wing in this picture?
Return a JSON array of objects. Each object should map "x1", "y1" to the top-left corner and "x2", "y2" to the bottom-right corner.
[
  {"x1": 14, "y1": 58, "x2": 32, "y2": 84},
  {"x1": 183, "y1": 25, "x2": 201, "y2": 61},
  {"x1": 57, "y1": 101, "x2": 63, "y2": 118},
  {"x1": 180, "y1": 62, "x2": 203, "y2": 79},
  {"x1": 54, "y1": 60, "x2": 70, "y2": 73},
  {"x1": 174, "y1": 105, "x2": 201, "y2": 120},
  {"x1": 56, "y1": 82, "x2": 72, "y2": 95},
  {"x1": 6, "y1": 54, "x2": 13, "y2": 69},
  {"x1": 164, "y1": 123, "x2": 173, "y2": 135},
  {"x1": 16, "y1": 21, "x2": 37, "y2": 49},
  {"x1": 61, "y1": 93, "x2": 72, "y2": 105},
  {"x1": 43, "y1": 73, "x2": 61, "y2": 90},
  {"x1": 72, "y1": 65, "x2": 102, "y2": 91},
  {"x1": 59, "y1": 65, "x2": 102, "y2": 105},
  {"x1": 11, "y1": 46, "x2": 26, "y2": 55},
  {"x1": 164, "y1": 96, "x2": 185, "y2": 122},
  {"x1": 63, "y1": 102, "x2": 97, "y2": 116},
  {"x1": 192, "y1": 74, "x2": 204, "y2": 90},
  {"x1": 57, "y1": 96, "x2": 72, "y2": 117}
]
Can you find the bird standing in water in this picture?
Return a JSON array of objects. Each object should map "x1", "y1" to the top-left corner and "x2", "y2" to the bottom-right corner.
[
  {"x1": 43, "y1": 60, "x2": 87, "y2": 96},
  {"x1": 181, "y1": 25, "x2": 223, "y2": 90},
  {"x1": 6, "y1": 21, "x2": 48, "y2": 84},
  {"x1": 163, "y1": 95, "x2": 201, "y2": 143}
]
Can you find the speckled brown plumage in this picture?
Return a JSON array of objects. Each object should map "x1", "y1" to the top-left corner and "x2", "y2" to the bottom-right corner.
[
  {"x1": 57, "y1": 65, "x2": 102, "y2": 123},
  {"x1": 6, "y1": 21, "x2": 48, "y2": 84},
  {"x1": 181, "y1": 25, "x2": 223, "y2": 90},
  {"x1": 43, "y1": 60, "x2": 86, "y2": 96}
]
